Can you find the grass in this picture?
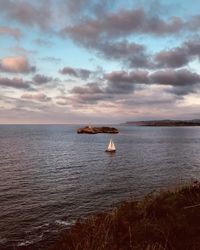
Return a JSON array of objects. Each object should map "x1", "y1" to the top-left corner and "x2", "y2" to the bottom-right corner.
[{"x1": 51, "y1": 181, "x2": 200, "y2": 250}]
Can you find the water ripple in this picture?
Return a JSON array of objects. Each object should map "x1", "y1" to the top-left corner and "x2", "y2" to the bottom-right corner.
[{"x1": 1, "y1": 125, "x2": 200, "y2": 249}]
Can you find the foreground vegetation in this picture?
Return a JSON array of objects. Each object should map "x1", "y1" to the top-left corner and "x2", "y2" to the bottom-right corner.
[{"x1": 52, "y1": 181, "x2": 200, "y2": 250}]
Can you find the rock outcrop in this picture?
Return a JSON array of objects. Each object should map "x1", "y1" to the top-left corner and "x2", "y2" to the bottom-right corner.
[{"x1": 77, "y1": 126, "x2": 119, "y2": 134}]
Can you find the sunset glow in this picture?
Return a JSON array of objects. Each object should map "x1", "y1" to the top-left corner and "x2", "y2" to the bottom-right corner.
[{"x1": 1, "y1": 0, "x2": 200, "y2": 124}]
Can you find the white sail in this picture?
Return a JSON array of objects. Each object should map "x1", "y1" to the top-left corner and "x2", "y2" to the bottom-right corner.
[
  {"x1": 107, "y1": 139, "x2": 116, "y2": 151},
  {"x1": 111, "y1": 141, "x2": 116, "y2": 150},
  {"x1": 108, "y1": 139, "x2": 112, "y2": 150}
]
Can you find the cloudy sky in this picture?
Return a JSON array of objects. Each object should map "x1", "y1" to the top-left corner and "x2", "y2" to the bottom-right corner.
[{"x1": 1, "y1": 0, "x2": 200, "y2": 124}]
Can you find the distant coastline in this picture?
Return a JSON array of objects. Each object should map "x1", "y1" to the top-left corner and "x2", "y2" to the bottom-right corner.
[{"x1": 124, "y1": 119, "x2": 200, "y2": 127}]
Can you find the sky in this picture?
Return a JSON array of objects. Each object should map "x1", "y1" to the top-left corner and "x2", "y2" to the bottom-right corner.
[{"x1": 0, "y1": 0, "x2": 200, "y2": 124}]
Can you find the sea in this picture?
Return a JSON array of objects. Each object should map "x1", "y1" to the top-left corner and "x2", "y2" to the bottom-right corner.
[{"x1": 0, "y1": 124, "x2": 200, "y2": 249}]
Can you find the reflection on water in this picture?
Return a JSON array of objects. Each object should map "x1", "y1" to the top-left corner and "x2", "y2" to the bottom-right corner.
[{"x1": 0, "y1": 125, "x2": 200, "y2": 249}]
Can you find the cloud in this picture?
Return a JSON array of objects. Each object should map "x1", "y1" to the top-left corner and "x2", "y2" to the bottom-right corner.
[
  {"x1": 21, "y1": 92, "x2": 51, "y2": 102},
  {"x1": 55, "y1": 96, "x2": 69, "y2": 106},
  {"x1": 154, "y1": 39, "x2": 200, "y2": 68},
  {"x1": 69, "y1": 92, "x2": 112, "y2": 105},
  {"x1": 184, "y1": 39, "x2": 200, "y2": 57},
  {"x1": 60, "y1": 6, "x2": 200, "y2": 69},
  {"x1": 0, "y1": 26, "x2": 22, "y2": 39},
  {"x1": 120, "y1": 84, "x2": 179, "y2": 110},
  {"x1": 59, "y1": 67, "x2": 77, "y2": 77},
  {"x1": 104, "y1": 70, "x2": 152, "y2": 95},
  {"x1": 41, "y1": 57, "x2": 61, "y2": 63},
  {"x1": 0, "y1": 76, "x2": 31, "y2": 89},
  {"x1": 62, "y1": 8, "x2": 185, "y2": 43},
  {"x1": 1, "y1": 1, "x2": 200, "y2": 123},
  {"x1": 9, "y1": 46, "x2": 37, "y2": 56},
  {"x1": 0, "y1": 1, "x2": 52, "y2": 30},
  {"x1": 104, "y1": 68, "x2": 200, "y2": 91},
  {"x1": 150, "y1": 69, "x2": 200, "y2": 86},
  {"x1": 188, "y1": 15, "x2": 200, "y2": 30},
  {"x1": 155, "y1": 48, "x2": 189, "y2": 68},
  {"x1": 59, "y1": 67, "x2": 93, "y2": 79},
  {"x1": 67, "y1": 68, "x2": 200, "y2": 106},
  {"x1": 61, "y1": 0, "x2": 116, "y2": 21},
  {"x1": 167, "y1": 85, "x2": 197, "y2": 96},
  {"x1": 105, "y1": 70, "x2": 149, "y2": 94},
  {"x1": 61, "y1": 8, "x2": 200, "y2": 45},
  {"x1": 67, "y1": 71, "x2": 145, "y2": 105},
  {"x1": 0, "y1": 0, "x2": 113, "y2": 32},
  {"x1": 70, "y1": 82, "x2": 103, "y2": 94},
  {"x1": 32, "y1": 74, "x2": 52, "y2": 84},
  {"x1": 108, "y1": 69, "x2": 200, "y2": 96},
  {"x1": 95, "y1": 40, "x2": 150, "y2": 68},
  {"x1": 105, "y1": 80, "x2": 134, "y2": 94},
  {"x1": 34, "y1": 38, "x2": 54, "y2": 47},
  {"x1": 67, "y1": 82, "x2": 111, "y2": 104},
  {"x1": 105, "y1": 70, "x2": 149, "y2": 84},
  {"x1": 0, "y1": 56, "x2": 36, "y2": 73}
]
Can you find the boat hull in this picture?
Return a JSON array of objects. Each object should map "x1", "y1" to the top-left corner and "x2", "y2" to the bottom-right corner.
[{"x1": 105, "y1": 150, "x2": 116, "y2": 153}]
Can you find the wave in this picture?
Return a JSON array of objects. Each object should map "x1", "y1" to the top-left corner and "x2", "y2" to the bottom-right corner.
[{"x1": 55, "y1": 219, "x2": 76, "y2": 227}]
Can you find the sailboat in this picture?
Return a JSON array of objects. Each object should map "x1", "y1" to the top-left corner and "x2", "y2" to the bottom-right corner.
[{"x1": 105, "y1": 139, "x2": 116, "y2": 153}]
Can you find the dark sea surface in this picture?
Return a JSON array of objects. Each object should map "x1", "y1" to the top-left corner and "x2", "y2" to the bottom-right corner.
[{"x1": 1, "y1": 124, "x2": 200, "y2": 249}]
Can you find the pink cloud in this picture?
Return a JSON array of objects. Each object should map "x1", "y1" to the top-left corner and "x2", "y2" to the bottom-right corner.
[
  {"x1": 0, "y1": 26, "x2": 22, "y2": 39},
  {"x1": 0, "y1": 56, "x2": 36, "y2": 73}
]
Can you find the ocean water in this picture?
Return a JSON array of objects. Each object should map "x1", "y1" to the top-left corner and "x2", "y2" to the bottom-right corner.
[{"x1": 0, "y1": 125, "x2": 200, "y2": 249}]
